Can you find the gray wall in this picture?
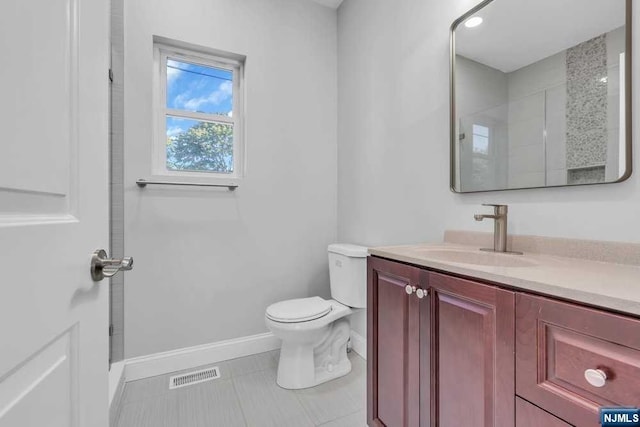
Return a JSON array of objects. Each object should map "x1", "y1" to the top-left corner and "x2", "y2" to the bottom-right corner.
[
  {"x1": 337, "y1": 0, "x2": 640, "y2": 337},
  {"x1": 110, "y1": 0, "x2": 125, "y2": 363},
  {"x1": 123, "y1": 0, "x2": 338, "y2": 358}
]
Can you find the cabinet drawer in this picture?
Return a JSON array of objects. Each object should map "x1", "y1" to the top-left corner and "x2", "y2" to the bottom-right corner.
[
  {"x1": 516, "y1": 294, "x2": 640, "y2": 427},
  {"x1": 516, "y1": 397, "x2": 571, "y2": 427}
]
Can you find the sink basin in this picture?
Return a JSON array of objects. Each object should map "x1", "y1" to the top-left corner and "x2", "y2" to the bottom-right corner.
[{"x1": 415, "y1": 249, "x2": 537, "y2": 268}]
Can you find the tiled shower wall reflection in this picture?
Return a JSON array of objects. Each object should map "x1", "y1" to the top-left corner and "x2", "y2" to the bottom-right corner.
[
  {"x1": 565, "y1": 28, "x2": 625, "y2": 184},
  {"x1": 457, "y1": 26, "x2": 624, "y2": 191},
  {"x1": 506, "y1": 51, "x2": 565, "y2": 188},
  {"x1": 566, "y1": 34, "x2": 608, "y2": 184},
  {"x1": 506, "y1": 27, "x2": 623, "y2": 188}
]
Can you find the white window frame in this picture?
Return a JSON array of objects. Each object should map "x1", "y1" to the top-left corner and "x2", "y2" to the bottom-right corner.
[{"x1": 152, "y1": 42, "x2": 245, "y2": 183}]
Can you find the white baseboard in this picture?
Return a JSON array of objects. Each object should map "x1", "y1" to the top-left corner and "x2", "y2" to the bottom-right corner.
[
  {"x1": 124, "y1": 332, "x2": 281, "y2": 382},
  {"x1": 108, "y1": 361, "x2": 125, "y2": 407},
  {"x1": 350, "y1": 330, "x2": 366, "y2": 360}
]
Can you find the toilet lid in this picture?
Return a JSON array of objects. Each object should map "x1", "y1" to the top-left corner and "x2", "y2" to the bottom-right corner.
[{"x1": 266, "y1": 297, "x2": 332, "y2": 323}]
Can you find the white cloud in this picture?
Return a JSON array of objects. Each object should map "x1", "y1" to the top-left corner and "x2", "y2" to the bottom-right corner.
[
  {"x1": 166, "y1": 126, "x2": 185, "y2": 137},
  {"x1": 167, "y1": 60, "x2": 184, "y2": 85},
  {"x1": 182, "y1": 80, "x2": 233, "y2": 111},
  {"x1": 173, "y1": 93, "x2": 189, "y2": 107}
]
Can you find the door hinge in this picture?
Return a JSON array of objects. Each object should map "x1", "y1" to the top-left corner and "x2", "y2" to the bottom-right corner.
[
  {"x1": 109, "y1": 324, "x2": 114, "y2": 337},
  {"x1": 108, "y1": 68, "x2": 114, "y2": 83}
]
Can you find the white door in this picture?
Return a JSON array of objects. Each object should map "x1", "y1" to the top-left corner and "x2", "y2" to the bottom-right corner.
[{"x1": 0, "y1": 0, "x2": 111, "y2": 426}]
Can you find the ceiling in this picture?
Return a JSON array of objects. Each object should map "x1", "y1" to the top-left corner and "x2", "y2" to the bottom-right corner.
[
  {"x1": 310, "y1": 0, "x2": 344, "y2": 9},
  {"x1": 455, "y1": 0, "x2": 625, "y2": 73}
]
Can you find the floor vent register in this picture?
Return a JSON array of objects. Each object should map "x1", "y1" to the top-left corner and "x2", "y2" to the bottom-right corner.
[{"x1": 168, "y1": 366, "x2": 221, "y2": 390}]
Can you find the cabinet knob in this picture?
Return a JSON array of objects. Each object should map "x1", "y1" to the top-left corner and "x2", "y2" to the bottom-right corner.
[
  {"x1": 416, "y1": 288, "x2": 427, "y2": 299},
  {"x1": 584, "y1": 369, "x2": 608, "y2": 388},
  {"x1": 405, "y1": 285, "x2": 416, "y2": 295}
]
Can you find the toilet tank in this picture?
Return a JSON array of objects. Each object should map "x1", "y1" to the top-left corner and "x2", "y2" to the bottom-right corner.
[{"x1": 328, "y1": 243, "x2": 368, "y2": 308}]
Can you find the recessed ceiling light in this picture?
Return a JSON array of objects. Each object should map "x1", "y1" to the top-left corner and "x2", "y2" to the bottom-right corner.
[{"x1": 464, "y1": 17, "x2": 483, "y2": 28}]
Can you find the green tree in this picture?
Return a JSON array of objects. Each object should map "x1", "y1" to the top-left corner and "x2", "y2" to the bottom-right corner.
[{"x1": 167, "y1": 121, "x2": 233, "y2": 172}]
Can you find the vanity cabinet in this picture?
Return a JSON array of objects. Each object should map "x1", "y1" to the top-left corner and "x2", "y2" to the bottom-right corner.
[
  {"x1": 368, "y1": 255, "x2": 640, "y2": 427},
  {"x1": 367, "y1": 257, "x2": 514, "y2": 426}
]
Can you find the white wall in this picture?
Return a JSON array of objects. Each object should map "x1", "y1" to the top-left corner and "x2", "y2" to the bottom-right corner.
[
  {"x1": 124, "y1": 0, "x2": 338, "y2": 358},
  {"x1": 338, "y1": 0, "x2": 639, "y2": 335}
]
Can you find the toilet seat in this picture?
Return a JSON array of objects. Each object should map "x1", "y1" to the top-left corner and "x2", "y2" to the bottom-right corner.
[{"x1": 266, "y1": 297, "x2": 332, "y2": 323}]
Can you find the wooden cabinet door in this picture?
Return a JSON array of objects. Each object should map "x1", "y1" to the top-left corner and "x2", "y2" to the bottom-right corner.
[
  {"x1": 368, "y1": 257, "x2": 428, "y2": 427},
  {"x1": 430, "y1": 272, "x2": 515, "y2": 427}
]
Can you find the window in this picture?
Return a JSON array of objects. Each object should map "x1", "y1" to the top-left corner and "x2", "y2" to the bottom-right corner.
[
  {"x1": 153, "y1": 41, "x2": 244, "y2": 181},
  {"x1": 472, "y1": 124, "x2": 489, "y2": 155},
  {"x1": 470, "y1": 124, "x2": 491, "y2": 187}
]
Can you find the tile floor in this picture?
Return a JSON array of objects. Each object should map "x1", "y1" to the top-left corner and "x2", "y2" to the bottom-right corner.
[{"x1": 113, "y1": 350, "x2": 367, "y2": 427}]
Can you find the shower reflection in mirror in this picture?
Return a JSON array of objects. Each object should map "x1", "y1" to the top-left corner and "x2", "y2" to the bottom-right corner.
[{"x1": 451, "y1": 0, "x2": 631, "y2": 193}]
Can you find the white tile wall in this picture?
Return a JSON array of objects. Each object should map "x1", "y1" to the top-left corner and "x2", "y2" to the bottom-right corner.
[
  {"x1": 508, "y1": 93, "x2": 544, "y2": 124},
  {"x1": 506, "y1": 50, "x2": 566, "y2": 188},
  {"x1": 508, "y1": 172, "x2": 546, "y2": 189},
  {"x1": 508, "y1": 110, "x2": 544, "y2": 148},
  {"x1": 606, "y1": 27, "x2": 625, "y2": 181},
  {"x1": 509, "y1": 145, "x2": 544, "y2": 174},
  {"x1": 545, "y1": 84, "x2": 567, "y2": 181},
  {"x1": 606, "y1": 26, "x2": 626, "y2": 66},
  {"x1": 546, "y1": 170, "x2": 568, "y2": 187},
  {"x1": 507, "y1": 52, "x2": 566, "y2": 101}
]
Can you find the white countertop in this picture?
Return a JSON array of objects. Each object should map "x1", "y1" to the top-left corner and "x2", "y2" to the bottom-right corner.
[{"x1": 369, "y1": 243, "x2": 640, "y2": 317}]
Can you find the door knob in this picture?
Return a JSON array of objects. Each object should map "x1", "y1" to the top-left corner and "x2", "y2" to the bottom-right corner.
[
  {"x1": 416, "y1": 288, "x2": 427, "y2": 299},
  {"x1": 405, "y1": 285, "x2": 416, "y2": 295},
  {"x1": 91, "y1": 249, "x2": 133, "y2": 281}
]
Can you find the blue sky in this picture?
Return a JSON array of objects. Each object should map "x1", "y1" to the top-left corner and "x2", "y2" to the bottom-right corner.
[{"x1": 166, "y1": 59, "x2": 233, "y2": 138}]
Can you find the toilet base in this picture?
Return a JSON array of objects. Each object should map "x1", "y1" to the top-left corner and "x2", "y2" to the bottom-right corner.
[{"x1": 275, "y1": 317, "x2": 352, "y2": 390}]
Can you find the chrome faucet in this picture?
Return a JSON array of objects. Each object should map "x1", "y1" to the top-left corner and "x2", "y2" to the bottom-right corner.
[{"x1": 474, "y1": 204, "x2": 521, "y2": 254}]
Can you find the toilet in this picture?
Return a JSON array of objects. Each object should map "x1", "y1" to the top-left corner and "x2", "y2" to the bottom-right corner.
[{"x1": 265, "y1": 243, "x2": 367, "y2": 389}]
